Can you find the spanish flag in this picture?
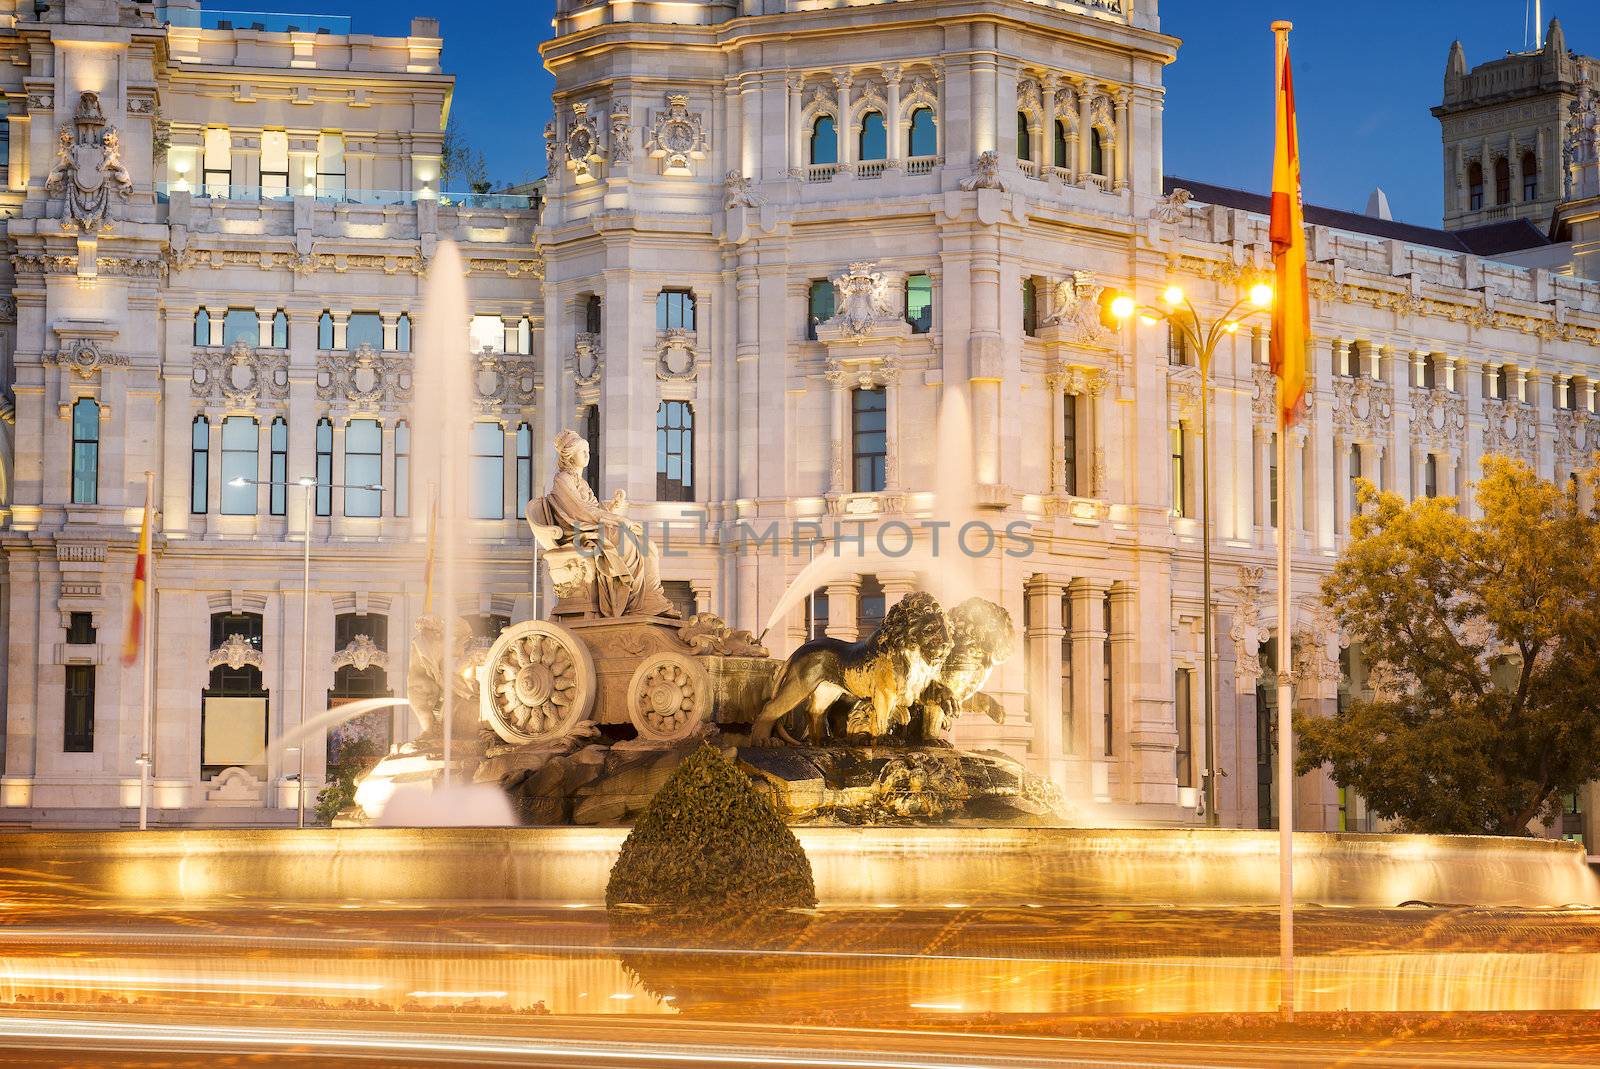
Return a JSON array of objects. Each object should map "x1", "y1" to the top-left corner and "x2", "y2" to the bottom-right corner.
[
  {"x1": 121, "y1": 493, "x2": 152, "y2": 667},
  {"x1": 1270, "y1": 21, "x2": 1309, "y2": 427}
]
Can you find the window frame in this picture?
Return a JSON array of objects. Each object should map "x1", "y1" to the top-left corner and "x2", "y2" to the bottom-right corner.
[
  {"x1": 807, "y1": 279, "x2": 835, "y2": 340},
  {"x1": 907, "y1": 107, "x2": 936, "y2": 158},
  {"x1": 809, "y1": 114, "x2": 838, "y2": 166},
  {"x1": 219, "y1": 415, "x2": 260, "y2": 515},
  {"x1": 850, "y1": 388, "x2": 887, "y2": 494},
  {"x1": 343, "y1": 418, "x2": 383, "y2": 518},
  {"x1": 315, "y1": 417, "x2": 334, "y2": 516},
  {"x1": 656, "y1": 399, "x2": 696, "y2": 502},
  {"x1": 70, "y1": 397, "x2": 100, "y2": 505},
  {"x1": 469, "y1": 421, "x2": 505, "y2": 520},
  {"x1": 190, "y1": 415, "x2": 210, "y2": 515},
  {"x1": 655, "y1": 289, "x2": 697, "y2": 332},
  {"x1": 858, "y1": 110, "x2": 887, "y2": 162},
  {"x1": 904, "y1": 272, "x2": 933, "y2": 334},
  {"x1": 64, "y1": 663, "x2": 95, "y2": 753},
  {"x1": 269, "y1": 417, "x2": 288, "y2": 516},
  {"x1": 515, "y1": 422, "x2": 534, "y2": 513}
]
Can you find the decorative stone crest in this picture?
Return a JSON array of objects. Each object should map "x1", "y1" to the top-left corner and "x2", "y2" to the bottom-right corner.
[
  {"x1": 193, "y1": 340, "x2": 290, "y2": 409},
  {"x1": 1149, "y1": 187, "x2": 1192, "y2": 224},
  {"x1": 723, "y1": 171, "x2": 766, "y2": 210},
  {"x1": 645, "y1": 92, "x2": 708, "y2": 175},
  {"x1": 655, "y1": 329, "x2": 697, "y2": 382},
  {"x1": 208, "y1": 633, "x2": 263, "y2": 672},
  {"x1": 317, "y1": 343, "x2": 414, "y2": 412},
  {"x1": 608, "y1": 103, "x2": 632, "y2": 164},
  {"x1": 44, "y1": 92, "x2": 132, "y2": 233},
  {"x1": 823, "y1": 261, "x2": 899, "y2": 337},
  {"x1": 1333, "y1": 377, "x2": 1393, "y2": 437},
  {"x1": 1554, "y1": 409, "x2": 1596, "y2": 471},
  {"x1": 472, "y1": 350, "x2": 540, "y2": 414},
  {"x1": 332, "y1": 634, "x2": 388, "y2": 673},
  {"x1": 959, "y1": 150, "x2": 1006, "y2": 191},
  {"x1": 563, "y1": 101, "x2": 604, "y2": 183},
  {"x1": 1041, "y1": 270, "x2": 1114, "y2": 347},
  {"x1": 572, "y1": 333, "x2": 603, "y2": 388},
  {"x1": 1482, "y1": 397, "x2": 1538, "y2": 462},
  {"x1": 52, "y1": 339, "x2": 128, "y2": 381},
  {"x1": 1226, "y1": 566, "x2": 1266, "y2": 694},
  {"x1": 1409, "y1": 387, "x2": 1467, "y2": 450}
]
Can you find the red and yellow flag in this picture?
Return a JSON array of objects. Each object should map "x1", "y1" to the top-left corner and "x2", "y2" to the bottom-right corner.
[
  {"x1": 1269, "y1": 21, "x2": 1309, "y2": 427},
  {"x1": 121, "y1": 496, "x2": 152, "y2": 667}
]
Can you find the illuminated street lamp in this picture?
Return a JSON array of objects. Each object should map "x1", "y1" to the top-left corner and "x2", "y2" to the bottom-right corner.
[
  {"x1": 1110, "y1": 280, "x2": 1273, "y2": 826},
  {"x1": 232, "y1": 474, "x2": 383, "y2": 827}
]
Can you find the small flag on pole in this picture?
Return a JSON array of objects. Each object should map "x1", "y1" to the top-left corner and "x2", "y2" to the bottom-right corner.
[
  {"x1": 1270, "y1": 24, "x2": 1309, "y2": 426},
  {"x1": 122, "y1": 492, "x2": 153, "y2": 667}
]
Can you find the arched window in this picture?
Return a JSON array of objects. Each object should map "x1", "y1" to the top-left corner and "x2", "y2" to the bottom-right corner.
[
  {"x1": 809, "y1": 115, "x2": 837, "y2": 166},
  {"x1": 271, "y1": 309, "x2": 288, "y2": 349},
  {"x1": 1522, "y1": 151, "x2": 1538, "y2": 201},
  {"x1": 1016, "y1": 111, "x2": 1031, "y2": 162},
  {"x1": 1053, "y1": 120, "x2": 1069, "y2": 169},
  {"x1": 858, "y1": 111, "x2": 886, "y2": 162},
  {"x1": 470, "y1": 421, "x2": 505, "y2": 520},
  {"x1": 851, "y1": 389, "x2": 886, "y2": 493},
  {"x1": 190, "y1": 415, "x2": 209, "y2": 514},
  {"x1": 904, "y1": 272, "x2": 932, "y2": 334},
  {"x1": 343, "y1": 418, "x2": 382, "y2": 518},
  {"x1": 203, "y1": 610, "x2": 267, "y2": 778},
  {"x1": 1494, "y1": 156, "x2": 1511, "y2": 206},
  {"x1": 655, "y1": 289, "x2": 696, "y2": 331},
  {"x1": 393, "y1": 420, "x2": 410, "y2": 518},
  {"x1": 193, "y1": 309, "x2": 211, "y2": 347},
  {"x1": 657, "y1": 400, "x2": 695, "y2": 502},
  {"x1": 317, "y1": 311, "x2": 334, "y2": 350},
  {"x1": 269, "y1": 417, "x2": 288, "y2": 516},
  {"x1": 1090, "y1": 128, "x2": 1106, "y2": 176},
  {"x1": 907, "y1": 107, "x2": 935, "y2": 158},
  {"x1": 70, "y1": 398, "x2": 99, "y2": 505},
  {"x1": 219, "y1": 415, "x2": 258, "y2": 515},
  {"x1": 806, "y1": 279, "x2": 834, "y2": 340},
  {"x1": 1468, "y1": 161, "x2": 1484, "y2": 210},
  {"x1": 396, "y1": 313, "x2": 412, "y2": 353},
  {"x1": 315, "y1": 417, "x2": 333, "y2": 516},
  {"x1": 329, "y1": 612, "x2": 392, "y2": 768},
  {"x1": 516, "y1": 422, "x2": 533, "y2": 510}
]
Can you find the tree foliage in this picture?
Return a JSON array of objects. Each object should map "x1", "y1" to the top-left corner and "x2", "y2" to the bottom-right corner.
[
  {"x1": 440, "y1": 114, "x2": 490, "y2": 193},
  {"x1": 606, "y1": 744, "x2": 816, "y2": 913},
  {"x1": 1298, "y1": 457, "x2": 1600, "y2": 835}
]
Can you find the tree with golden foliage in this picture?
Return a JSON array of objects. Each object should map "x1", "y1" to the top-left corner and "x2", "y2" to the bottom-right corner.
[{"x1": 1299, "y1": 457, "x2": 1600, "y2": 836}]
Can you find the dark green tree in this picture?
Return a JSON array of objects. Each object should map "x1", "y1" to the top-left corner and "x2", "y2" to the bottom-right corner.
[
  {"x1": 1298, "y1": 457, "x2": 1600, "y2": 835},
  {"x1": 606, "y1": 744, "x2": 816, "y2": 912}
]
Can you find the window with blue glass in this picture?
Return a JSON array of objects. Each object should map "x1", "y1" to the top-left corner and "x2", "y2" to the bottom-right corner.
[
  {"x1": 907, "y1": 107, "x2": 935, "y2": 157},
  {"x1": 343, "y1": 419, "x2": 382, "y2": 517},
  {"x1": 858, "y1": 111, "x2": 886, "y2": 161},
  {"x1": 271, "y1": 310, "x2": 288, "y2": 349},
  {"x1": 851, "y1": 388, "x2": 886, "y2": 493},
  {"x1": 807, "y1": 279, "x2": 834, "y2": 340},
  {"x1": 905, "y1": 273, "x2": 932, "y2": 334},
  {"x1": 70, "y1": 398, "x2": 99, "y2": 505},
  {"x1": 220, "y1": 416, "x2": 258, "y2": 515},
  {"x1": 656, "y1": 401, "x2": 694, "y2": 502},
  {"x1": 222, "y1": 308, "x2": 258, "y2": 347},
  {"x1": 190, "y1": 416, "x2": 209, "y2": 514},
  {"x1": 809, "y1": 115, "x2": 837, "y2": 166},
  {"x1": 269, "y1": 418, "x2": 288, "y2": 516},
  {"x1": 396, "y1": 313, "x2": 412, "y2": 353},
  {"x1": 516, "y1": 422, "x2": 533, "y2": 512},
  {"x1": 193, "y1": 309, "x2": 211, "y2": 346},
  {"x1": 315, "y1": 417, "x2": 333, "y2": 516},
  {"x1": 317, "y1": 311, "x2": 334, "y2": 350},
  {"x1": 655, "y1": 290, "x2": 695, "y2": 332},
  {"x1": 346, "y1": 312, "x2": 382, "y2": 352},
  {"x1": 470, "y1": 421, "x2": 505, "y2": 520}
]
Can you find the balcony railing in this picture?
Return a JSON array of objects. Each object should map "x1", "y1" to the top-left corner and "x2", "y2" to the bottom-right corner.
[
  {"x1": 156, "y1": 183, "x2": 533, "y2": 211},
  {"x1": 856, "y1": 160, "x2": 887, "y2": 180},
  {"x1": 804, "y1": 164, "x2": 837, "y2": 183},
  {"x1": 904, "y1": 155, "x2": 939, "y2": 176},
  {"x1": 1084, "y1": 173, "x2": 1112, "y2": 192},
  {"x1": 157, "y1": 7, "x2": 353, "y2": 34},
  {"x1": 1019, "y1": 159, "x2": 1042, "y2": 179}
]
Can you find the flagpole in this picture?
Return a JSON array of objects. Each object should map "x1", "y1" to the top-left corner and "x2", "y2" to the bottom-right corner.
[
  {"x1": 138, "y1": 470, "x2": 155, "y2": 832},
  {"x1": 1272, "y1": 18, "x2": 1297, "y2": 1022}
]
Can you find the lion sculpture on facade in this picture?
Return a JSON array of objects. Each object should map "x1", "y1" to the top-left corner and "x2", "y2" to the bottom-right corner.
[{"x1": 749, "y1": 591, "x2": 953, "y2": 746}]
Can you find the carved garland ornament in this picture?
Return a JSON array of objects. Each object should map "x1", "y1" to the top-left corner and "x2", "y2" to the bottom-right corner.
[
  {"x1": 331, "y1": 634, "x2": 387, "y2": 673},
  {"x1": 645, "y1": 92, "x2": 708, "y2": 175},
  {"x1": 52, "y1": 339, "x2": 129, "y2": 381},
  {"x1": 316, "y1": 344, "x2": 414, "y2": 412},
  {"x1": 193, "y1": 340, "x2": 290, "y2": 408},
  {"x1": 479, "y1": 620, "x2": 596, "y2": 746},
  {"x1": 208, "y1": 634, "x2": 263, "y2": 672}
]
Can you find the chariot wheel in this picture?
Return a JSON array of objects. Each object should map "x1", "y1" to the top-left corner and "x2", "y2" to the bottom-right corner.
[
  {"x1": 626, "y1": 651, "x2": 710, "y2": 743},
  {"x1": 480, "y1": 620, "x2": 595, "y2": 745}
]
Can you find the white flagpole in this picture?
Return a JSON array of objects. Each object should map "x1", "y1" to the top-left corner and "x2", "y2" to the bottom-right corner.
[
  {"x1": 1275, "y1": 421, "x2": 1295, "y2": 1019},
  {"x1": 138, "y1": 470, "x2": 155, "y2": 832}
]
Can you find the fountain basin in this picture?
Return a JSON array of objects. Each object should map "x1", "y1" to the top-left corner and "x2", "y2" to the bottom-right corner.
[{"x1": 5, "y1": 826, "x2": 1594, "y2": 908}]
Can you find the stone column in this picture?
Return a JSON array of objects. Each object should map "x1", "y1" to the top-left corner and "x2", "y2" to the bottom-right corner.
[
  {"x1": 1077, "y1": 84, "x2": 1093, "y2": 178},
  {"x1": 1069, "y1": 578, "x2": 1107, "y2": 800},
  {"x1": 877, "y1": 571, "x2": 918, "y2": 610},
  {"x1": 1025, "y1": 574, "x2": 1068, "y2": 787},
  {"x1": 882, "y1": 362, "x2": 901, "y2": 491},
  {"x1": 825, "y1": 360, "x2": 848, "y2": 496},
  {"x1": 824, "y1": 577, "x2": 861, "y2": 641},
  {"x1": 1047, "y1": 374, "x2": 1065, "y2": 494},
  {"x1": 832, "y1": 70, "x2": 852, "y2": 172},
  {"x1": 884, "y1": 66, "x2": 902, "y2": 167},
  {"x1": 1042, "y1": 75, "x2": 1059, "y2": 172},
  {"x1": 788, "y1": 75, "x2": 804, "y2": 175},
  {"x1": 1113, "y1": 88, "x2": 1131, "y2": 190}
]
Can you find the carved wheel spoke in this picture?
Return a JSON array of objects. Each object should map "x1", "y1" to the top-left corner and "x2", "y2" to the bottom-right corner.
[
  {"x1": 626, "y1": 652, "x2": 708, "y2": 743},
  {"x1": 480, "y1": 622, "x2": 594, "y2": 745}
]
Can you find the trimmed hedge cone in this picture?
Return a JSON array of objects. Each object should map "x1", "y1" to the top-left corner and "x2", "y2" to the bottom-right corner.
[{"x1": 605, "y1": 743, "x2": 817, "y2": 913}]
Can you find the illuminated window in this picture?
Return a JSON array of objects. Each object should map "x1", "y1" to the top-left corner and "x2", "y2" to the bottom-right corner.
[
  {"x1": 260, "y1": 129, "x2": 289, "y2": 199},
  {"x1": 203, "y1": 126, "x2": 232, "y2": 198},
  {"x1": 317, "y1": 132, "x2": 346, "y2": 199},
  {"x1": 1170, "y1": 425, "x2": 1188, "y2": 517},
  {"x1": 343, "y1": 419, "x2": 382, "y2": 518},
  {"x1": 219, "y1": 416, "x2": 258, "y2": 515},
  {"x1": 469, "y1": 314, "x2": 505, "y2": 353}
]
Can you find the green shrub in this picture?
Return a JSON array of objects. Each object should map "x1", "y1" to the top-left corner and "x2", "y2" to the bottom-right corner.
[{"x1": 605, "y1": 743, "x2": 816, "y2": 913}]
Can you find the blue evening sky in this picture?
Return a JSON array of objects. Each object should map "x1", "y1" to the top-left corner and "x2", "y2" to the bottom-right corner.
[{"x1": 316, "y1": 0, "x2": 1598, "y2": 228}]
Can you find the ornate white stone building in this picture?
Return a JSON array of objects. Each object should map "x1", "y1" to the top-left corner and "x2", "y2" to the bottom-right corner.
[{"x1": 4, "y1": 0, "x2": 1600, "y2": 839}]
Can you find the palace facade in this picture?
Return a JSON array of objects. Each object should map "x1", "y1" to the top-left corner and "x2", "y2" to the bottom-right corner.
[{"x1": 3, "y1": 0, "x2": 1600, "y2": 840}]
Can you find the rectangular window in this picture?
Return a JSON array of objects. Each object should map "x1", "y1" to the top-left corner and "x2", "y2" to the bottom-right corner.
[
  {"x1": 1062, "y1": 392, "x2": 1078, "y2": 497},
  {"x1": 581, "y1": 404, "x2": 602, "y2": 496},
  {"x1": 203, "y1": 126, "x2": 232, "y2": 198},
  {"x1": 191, "y1": 416, "x2": 210, "y2": 514},
  {"x1": 271, "y1": 310, "x2": 288, "y2": 349},
  {"x1": 71, "y1": 398, "x2": 99, "y2": 505},
  {"x1": 316, "y1": 132, "x2": 346, "y2": 199},
  {"x1": 905, "y1": 272, "x2": 932, "y2": 334},
  {"x1": 1424, "y1": 454, "x2": 1438, "y2": 499},
  {"x1": 315, "y1": 418, "x2": 333, "y2": 516},
  {"x1": 317, "y1": 312, "x2": 334, "y2": 351},
  {"x1": 1349, "y1": 444, "x2": 1363, "y2": 517},
  {"x1": 394, "y1": 421, "x2": 411, "y2": 518},
  {"x1": 656, "y1": 400, "x2": 695, "y2": 502},
  {"x1": 64, "y1": 664, "x2": 95, "y2": 753},
  {"x1": 1060, "y1": 592, "x2": 1074, "y2": 755},
  {"x1": 261, "y1": 130, "x2": 290, "y2": 199},
  {"x1": 344, "y1": 419, "x2": 383, "y2": 517},
  {"x1": 1268, "y1": 432, "x2": 1279, "y2": 528},
  {"x1": 804, "y1": 590, "x2": 830, "y2": 640},
  {"x1": 1421, "y1": 354, "x2": 1437, "y2": 391},
  {"x1": 858, "y1": 575, "x2": 885, "y2": 637},
  {"x1": 656, "y1": 289, "x2": 696, "y2": 332},
  {"x1": 1022, "y1": 278, "x2": 1038, "y2": 337},
  {"x1": 269, "y1": 419, "x2": 288, "y2": 516},
  {"x1": 219, "y1": 416, "x2": 259, "y2": 515},
  {"x1": 584, "y1": 295, "x2": 603, "y2": 335},
  {"x1": 851, "y1": 388, "x2": 887, "y2": 493},
  {"x1": 1170, "y1": 425, "x2": 1187, "y2": 517},
  {"x1": 67, "y1": 612, "x2": 96, "y2": 645},
  {"x1": 469, "y1": 314, "x2": 505, "y2": 353},
  {"x1": 346, "y1": 312, "x2": 383, "y2": 351},
  {"x1": 1175, "y1": 668, "x2": 1193, "y2": 788},
  {"x1": 807, "y1": 279, "x2": 834, "y2": 341},
  {"x1": 222, "y1": 307, "x2": 259, "y2": 348},
  {"x1": 470, "y1": 421, "x2": 505, "y2": 520},
  {"x1": 515, "y1": 423, "x2": 534, "y2": 513},
  {"x1": 1103, "y1": 595, "x2": 1114, "y2": 757}
]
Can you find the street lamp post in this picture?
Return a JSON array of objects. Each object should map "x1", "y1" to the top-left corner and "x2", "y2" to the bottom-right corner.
[
  {"x1": 1110, "y1": 281, "x2": 1273, "y2": 827},
  {"x1": 232, "y1": 474, "x2": 382, "y2": 828}
]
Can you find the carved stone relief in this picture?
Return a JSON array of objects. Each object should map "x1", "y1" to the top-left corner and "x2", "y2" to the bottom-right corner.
[
  {"x1": 317, "y1": 343, "x2": 414, "y2": 413},
  {"x1": 645, "y1": 93, "x2": 708, "y2": 175},
  {"x1": 44, "y1": 92, "x2": 132, "y2": 234},
  {"x1": 192, "y1": 340, "x2": 290, "y2": 408}
]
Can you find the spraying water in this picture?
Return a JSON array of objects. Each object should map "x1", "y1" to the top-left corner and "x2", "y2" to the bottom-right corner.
[{"x1": 271, "y1": 697, "x2": 417, "y2": 757}]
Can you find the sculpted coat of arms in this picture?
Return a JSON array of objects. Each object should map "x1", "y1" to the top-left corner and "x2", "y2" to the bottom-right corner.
[
  {"x1": 645, "y1": 93, "x2": 708, "y2": 174},
  {"x1": 45, "y1": 92, "x2": 132, "y2": 234}
]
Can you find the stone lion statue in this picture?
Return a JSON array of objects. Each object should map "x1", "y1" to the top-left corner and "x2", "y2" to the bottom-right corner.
[
  {"x1": 912, "y1": 597, "x2": 1014, "y2": 744},
  {"x1": 749, "y1": 591, "x2": 952, "y2": 746}
]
